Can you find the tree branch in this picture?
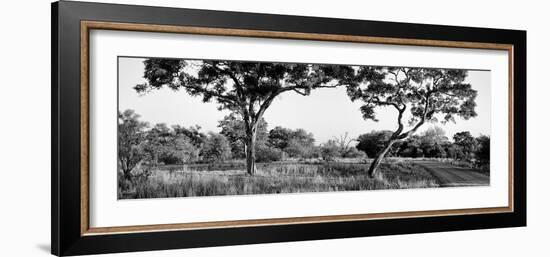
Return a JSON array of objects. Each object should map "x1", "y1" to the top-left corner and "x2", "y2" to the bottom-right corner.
[
  {"x1": 210, "y1": 63, "x2": 245, "y2": 101},
  {"x1": 254, "y1": 91, "x2": 280, "y2": 124},
  {"x1": 282, "y1": 83, "x2": 340, "y2": 92},
  {"x1": 292, "y1": 88, "x2": 308, "y2": 96},
  {"x1": 392, "y1": 105, "x2": 406, "y2": 138},
  {"x1": 183, "y1": 83, "x2": 237, "y2": 104},
  {"x1": 398, "y1": 92, "x2": 432, "y2": 139},
  {"x1": 370, "y1": 96, "x2": 400, "y2": 110}
]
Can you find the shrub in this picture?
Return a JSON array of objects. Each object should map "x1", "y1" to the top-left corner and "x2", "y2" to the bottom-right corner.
[
  {"x1": 255, "y1": 144, "x2": 283, "y2": 162},
  {"x1": 156, "y1": 135, "x2": 200, "y2": 164},
  {"x1": 320, "y1": 141, "x2": 340, "y2": 161},
  {"x1": 200, "y1": 132, "x2": 232, "y2": 162},
  {"x1": 342, "y1": 147, "x2": 367, "y2": 158},
  {"x1": 476, "y1": 135, "x2": 490, "y2": 165}
]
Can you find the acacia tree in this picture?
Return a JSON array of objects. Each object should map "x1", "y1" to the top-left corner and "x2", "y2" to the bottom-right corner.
[
  {"x1": 135, "y1": 59, "x2": 347, "y2": 175},
  {"x1": 346, "y1": 67, "x2": 478, "y2": 177},
  {"x1": 118, "y1": 109, "x2": 148, "y2": 180}
]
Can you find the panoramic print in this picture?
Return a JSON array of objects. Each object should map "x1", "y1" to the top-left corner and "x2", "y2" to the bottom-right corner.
[{"x1": 117, "y1": 57, "x2": 490, "y2": 199}]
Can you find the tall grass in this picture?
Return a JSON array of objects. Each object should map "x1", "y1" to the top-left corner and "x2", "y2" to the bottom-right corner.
[
  {"x1": 387, "y1": 157, "x2": 489, "y2": 171},
  {"x1": 119, "y1": 160, "x2": 439, "y2": 199}
]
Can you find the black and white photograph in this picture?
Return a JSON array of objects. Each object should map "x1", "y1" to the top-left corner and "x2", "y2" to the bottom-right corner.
[
  {"x1": 0, "y1": 0, "x2": 538, "y2": 256},
  {"x1": 117, "y1": 57, "x2": 491, "y2": 199}
]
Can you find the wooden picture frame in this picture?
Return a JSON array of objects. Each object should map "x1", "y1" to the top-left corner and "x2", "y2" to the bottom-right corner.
[{"x1": 52, "y1": 1, "x2": 526, "y2": 256}]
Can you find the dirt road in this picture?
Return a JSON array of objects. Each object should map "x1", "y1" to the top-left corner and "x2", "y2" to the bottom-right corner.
[{"x1": 414, "y1": 160, "x2": 489, "y2": 187}]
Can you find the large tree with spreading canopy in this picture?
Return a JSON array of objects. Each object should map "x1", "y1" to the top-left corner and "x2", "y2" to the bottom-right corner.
[
  {"x1": 345, "y1": 67, "x2": 478, "y2": 177},
  {"x1": 135, "y1": 59, "x2": 349, "y2": 175}
]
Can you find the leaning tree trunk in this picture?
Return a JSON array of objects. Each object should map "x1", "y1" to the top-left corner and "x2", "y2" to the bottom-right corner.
[
  {"x1": 367, "y1": 140, "x2": 396, "y2": 178},
  {"x1": 245, "y1": 130, "x2": 257, "y2": 175}
]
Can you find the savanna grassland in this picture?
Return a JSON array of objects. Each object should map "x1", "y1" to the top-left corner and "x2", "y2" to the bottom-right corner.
[
  {"x1": 118, "y1": 158, "x2": 441, "y2": 199},
  {"x1": 117, "y1": 59, "x2": 491, "y2": 200}
]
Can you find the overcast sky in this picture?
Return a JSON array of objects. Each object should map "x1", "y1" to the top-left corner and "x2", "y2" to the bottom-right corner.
[{"x1": 118, "y1": 57, "x2": 491, "y2": 143}]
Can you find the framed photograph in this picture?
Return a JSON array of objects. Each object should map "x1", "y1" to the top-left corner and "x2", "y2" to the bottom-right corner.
[{"x1": 52, "y1": 1, "x2": 526, "y2": 256}]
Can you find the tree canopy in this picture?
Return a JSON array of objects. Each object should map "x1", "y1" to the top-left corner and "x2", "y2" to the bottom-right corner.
[
  {"x1": 347, "y1": 67, "x2": 478, "y2": 138},
  {"x1": 343, "y1": 67, "x2": 478, "y2": 176},
  {"x1": 134, "y1": 59, "x2": 349, "y2": 130}
]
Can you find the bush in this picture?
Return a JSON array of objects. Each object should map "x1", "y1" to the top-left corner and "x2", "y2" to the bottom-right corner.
[
  {"x1": 356, "y1": 131, "x2": 393, "y2": 157},
  {"x1": 200, "y1": 132, "x2": 232, "y2": 162},
  {"x1": 156, "y1": 135, "x2": 200, "y2": 164},
  {"x1": 476, "y1": 135, "x2": 490, "y2": 165},
  {"x1": 320, "y1": 141, "x2": 340, "y2": 161},
  {"x1": 255, "y1": 144, "x2": 283, "y2": 162},
  {"x1": 283, "y1": 138, "x2": 317, "y2": 158},
  {"x1": 342, "y1": 147, "x2": 367, "y2": 158}
]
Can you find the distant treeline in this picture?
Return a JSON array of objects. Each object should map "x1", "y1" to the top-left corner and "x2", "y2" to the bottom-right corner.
[
  {"x1": 118, "y1": 109, "x2": 489, "y2": 178},
  {"x1": 357, "y1": 127, "x2": 489, "y2": 163}
]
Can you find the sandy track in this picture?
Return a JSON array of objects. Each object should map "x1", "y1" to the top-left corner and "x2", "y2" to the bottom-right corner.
[{"x1": 414, "y1": 160, "x2": 489, "y2": 187}]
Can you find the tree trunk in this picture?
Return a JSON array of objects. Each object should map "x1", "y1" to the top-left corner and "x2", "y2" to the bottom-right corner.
[
  {"x1": 120, "y1": 159, "x2": 132, "y2": 181},
  {"x1": 122, "y1": 166, "x2": 134, "y2": 181},
  {"x1": 245, "y1": 129, "x2": 257, "y2": 175},
  {"x1": 123, "y1": 170, "x2": 133, "y2": 181},
  {"x1": 367, "y1": 140, "x2": 396, "y2": 178}
]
